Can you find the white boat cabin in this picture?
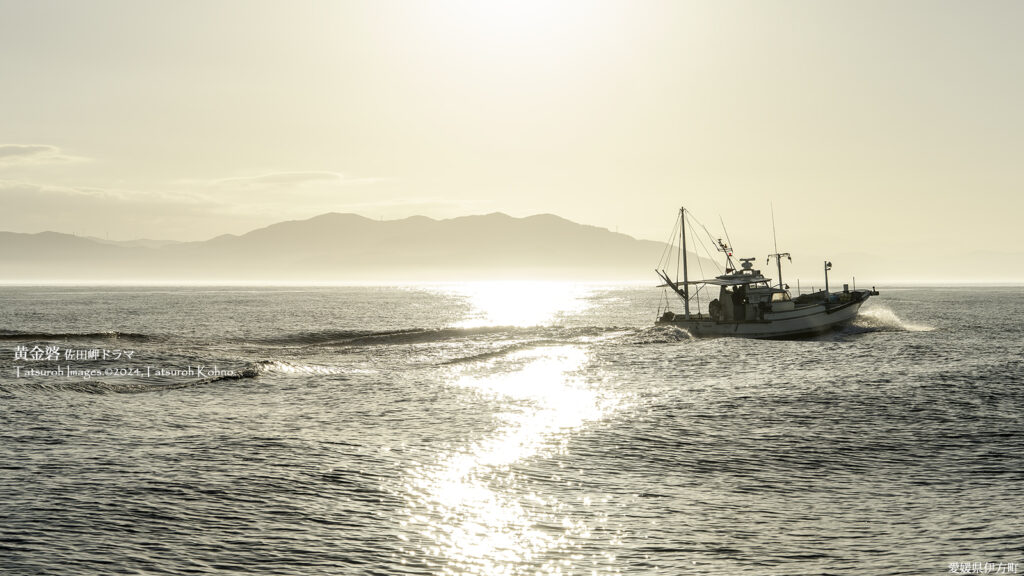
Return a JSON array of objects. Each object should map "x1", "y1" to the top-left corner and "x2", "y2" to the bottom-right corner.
[{"x1": 700, "y1": 258, "x2": 793, "y2": 322}]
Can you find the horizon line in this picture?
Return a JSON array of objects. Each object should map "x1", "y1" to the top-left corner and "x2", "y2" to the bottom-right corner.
[{"x1": 1, "y1": 280, "x2": 1022, "y2": 288}]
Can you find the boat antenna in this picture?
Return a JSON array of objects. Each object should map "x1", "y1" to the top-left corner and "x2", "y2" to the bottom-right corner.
[
  {"x1": 771, "y1": 203, "x2": 778, "y2": 255},
  {"x1": 767, "y1": 203, "x2": 791, "y2": 290},
  {"x1": 719, "y1": 215, "x2": 734, "y2": 255},
  {"x1": 718, "y1": 215, "x2": 737, "y2": 272}
]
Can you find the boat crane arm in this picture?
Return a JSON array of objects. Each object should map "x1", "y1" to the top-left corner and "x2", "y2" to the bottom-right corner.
[{"x1": 655, "y1": 269, "x2": 688, "y2": 302}]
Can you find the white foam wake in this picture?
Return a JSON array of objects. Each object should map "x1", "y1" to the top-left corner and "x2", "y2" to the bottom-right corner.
[{"x1": 855, "y1": 306, "x2": 934, "y2": 332}]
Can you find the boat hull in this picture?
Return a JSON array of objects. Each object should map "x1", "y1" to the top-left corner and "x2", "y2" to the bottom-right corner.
[{"x1": 657, "y1": 294, "x2": 872, "y2": 339}]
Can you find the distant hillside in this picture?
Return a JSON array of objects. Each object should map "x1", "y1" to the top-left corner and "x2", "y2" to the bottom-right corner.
[
  {"x1": 0, "y1": 212, "x2": 716, "y2": 282},
  {"x1": 85, "y1": 236, "x2": 182, "y2": 249}
]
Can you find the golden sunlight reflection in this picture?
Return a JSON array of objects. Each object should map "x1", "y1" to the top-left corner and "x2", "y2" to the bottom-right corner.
[
  {"x1": 442, "y1": 282, "x2": 594, "y2": 328},
  {"x1": 399, "y1": 345, "x2": 624, "y2": 575}
]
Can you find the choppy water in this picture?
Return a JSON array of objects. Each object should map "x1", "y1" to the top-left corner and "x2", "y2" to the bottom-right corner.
[{"x1": 1, "y1": 284, "x2": 1021, "y2": 575}]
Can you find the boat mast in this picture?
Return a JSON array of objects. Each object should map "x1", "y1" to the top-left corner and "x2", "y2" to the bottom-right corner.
[{"x1": 681, "y1": 207, "x2": 690, "y2": 319}]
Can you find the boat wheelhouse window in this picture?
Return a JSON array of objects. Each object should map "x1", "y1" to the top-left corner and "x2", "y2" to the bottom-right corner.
[{"x1": 771, "y1": 291, "x2": 791, "y2": 302}]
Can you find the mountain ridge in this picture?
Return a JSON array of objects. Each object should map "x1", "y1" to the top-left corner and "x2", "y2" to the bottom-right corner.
[{"x1": 0, "y1": 212, "x2": 705, "y2": 282}]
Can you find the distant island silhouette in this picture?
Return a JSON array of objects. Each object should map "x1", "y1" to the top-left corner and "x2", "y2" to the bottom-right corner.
[{"x1": 0, "y1": 212, "x2": 714, "y2": 282}]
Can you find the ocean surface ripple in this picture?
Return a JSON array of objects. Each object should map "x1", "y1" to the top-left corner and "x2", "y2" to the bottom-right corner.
[{"x1": 1, "y1": 285, "x2": 1021, "y2": 575}]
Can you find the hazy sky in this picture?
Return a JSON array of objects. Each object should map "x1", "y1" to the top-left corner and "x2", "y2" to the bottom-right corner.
[{"x1": 1, "y1": 0, "x2": 1022, "y2": 277}]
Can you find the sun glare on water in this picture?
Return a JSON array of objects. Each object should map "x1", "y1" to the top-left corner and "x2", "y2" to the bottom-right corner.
[
  {"x1": 441, "y1": 282, "x2": 594, "y2": 328},
  {"x1": 398, "y1": 345, "x2": 625, "y2": 574}
]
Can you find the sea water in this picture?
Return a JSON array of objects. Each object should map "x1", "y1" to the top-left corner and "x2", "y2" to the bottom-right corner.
[{"x1": 1, "y1": 284, "x2": 1021, "y2": 575}]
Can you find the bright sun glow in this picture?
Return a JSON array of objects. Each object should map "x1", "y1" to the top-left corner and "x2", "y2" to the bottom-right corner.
[{"x1": 445, "y1": 0, "x2": 583, "y2": 47}]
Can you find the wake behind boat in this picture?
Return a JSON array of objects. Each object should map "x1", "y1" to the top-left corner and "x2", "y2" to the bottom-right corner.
[{"x1": 655, "y1": 207, "x2": 878, "y2": 338}]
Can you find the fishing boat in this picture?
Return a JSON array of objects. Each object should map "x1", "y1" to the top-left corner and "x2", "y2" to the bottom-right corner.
[{"x1": 655, "y1": 207, "x2": 878, "y2": 338}]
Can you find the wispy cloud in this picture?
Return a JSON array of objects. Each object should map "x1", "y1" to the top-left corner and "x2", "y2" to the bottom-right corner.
[
  {"x1": 0, "y1": 144, "x2": 85, "y2": 166},
  {"x1": 211, "y1": 171, "x2": 345, "y2": 187},
  {"x1": 0, "y1": 179, "x2": 125, "y2": 201},
  {"x1": 209, "y1": 171, "x2": 389, "y2": 188},
  {"x1": 195, "y1": 170, "x2": 397, "y2": 219},
  {"x1": 0, "y1": 179, "x2": 242, "y2": 240}
]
